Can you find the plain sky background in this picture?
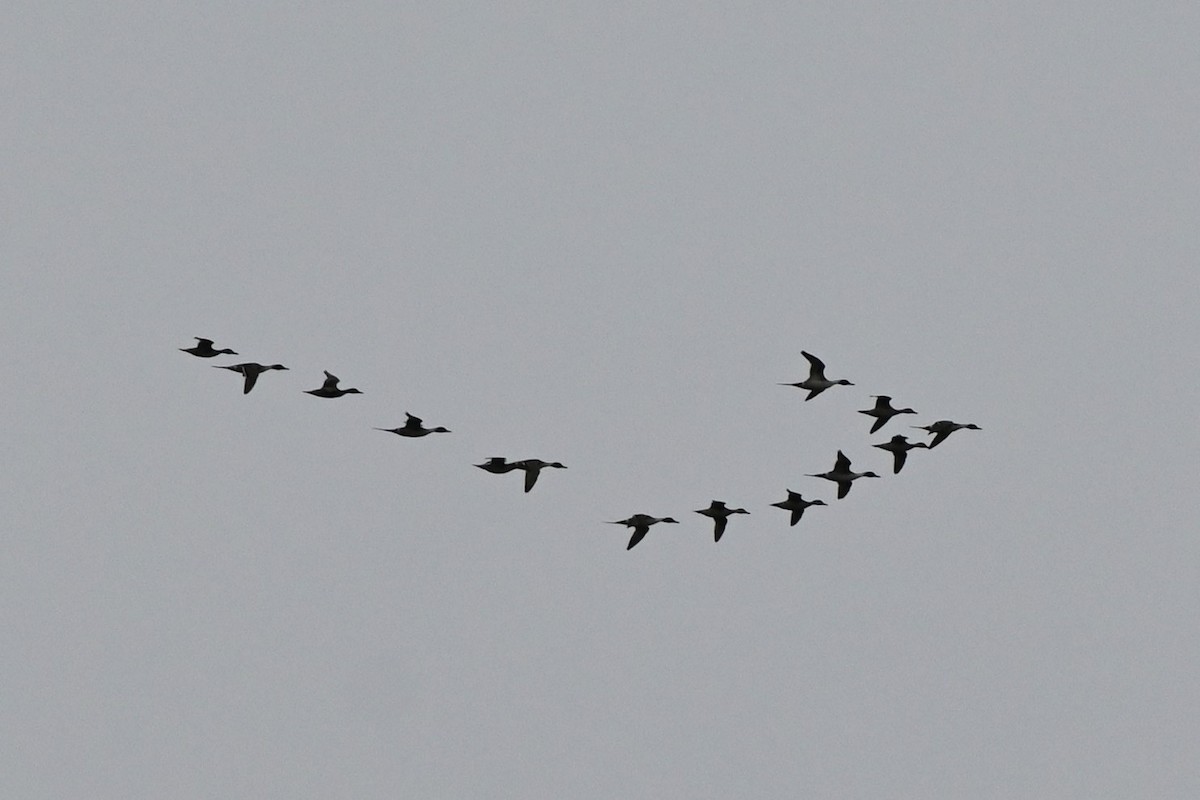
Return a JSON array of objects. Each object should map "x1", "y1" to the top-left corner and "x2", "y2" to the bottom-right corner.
[{"x1": 3, "y1": 3, "x2": 1199, "y2": 797}]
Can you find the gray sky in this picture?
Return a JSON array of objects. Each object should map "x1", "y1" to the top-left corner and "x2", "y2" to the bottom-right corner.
[{"x1": 4, "y1": 3, "x2": 1199, "y2": 797}]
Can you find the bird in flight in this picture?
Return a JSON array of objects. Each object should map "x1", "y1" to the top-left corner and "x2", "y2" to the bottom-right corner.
[
  {"x1": 694, "y1": 500, "x2": 750, "y2": 542},
  {"x1": 769, "y1": 490, "x2": 827, "y2": 526},
  {"x1": 375, "y1": 413, "x2": 450, "y2": 437},
  {"x1": 180, "y1": 337, "x2": 237, "y2": 358},
  {"x1": 213, "y1": 362, "x2": 288, "y2": 394},
  {"x1": 304, "y1": 371, "x2": 363, "y2": 398},
  {"x1": 807, "y1": 450, "x2": 880, "y2": 499},
  {"x1": 912, "y1": 420, "x2": 981, "y2": 448},
  {"x1": 779, "y1": 351, "x2": 854, "y2": 400}
]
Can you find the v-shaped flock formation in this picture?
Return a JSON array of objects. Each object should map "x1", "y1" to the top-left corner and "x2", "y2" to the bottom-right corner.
[{"x1": 182, "y1": 339, "x2": 980, "y2": 550}]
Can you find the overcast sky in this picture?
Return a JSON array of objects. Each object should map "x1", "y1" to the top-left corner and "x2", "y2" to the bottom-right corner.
[{"x1": 4, "y1": 3, "x2": 1199, "y2": 797}]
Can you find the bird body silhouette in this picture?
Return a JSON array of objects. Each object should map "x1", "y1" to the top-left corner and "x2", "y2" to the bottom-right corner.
[
  {"x1": 514, "y1": 459, "x2": 566, "y2": 492},
  {"x1": 912, "y1": 420, "x2": 981, "y2": 448},
  {"x1": 214, "y1": 362, "x2": 288, "y2": 394},
  {"x1": 304, "y1": 371, "x2": 362, "y2": 398},
  {"x1": 181, "y1": 337, "x2": 237, "y2": 358},
  {"x1": 695, "y1": 500, "x2": 750, "y2": 542},
  {"x1": 872, "y1": 434, "x2": 927, "y2": 473},
  {"x1": 807, "y1": 450, "x2": 880, "y2": 499},
  {"x1": 779, "y1": 351, "x2": 854, "y2": 400},
  {"x1": 375, "y1": 413, "x2": 450, "y2": 437},
  {"x1": 858, "y1": 395, "x2": 917, "y2": 433},
  {"x1": 769, "y1": 491, "x2": 827, "y2": 526}
]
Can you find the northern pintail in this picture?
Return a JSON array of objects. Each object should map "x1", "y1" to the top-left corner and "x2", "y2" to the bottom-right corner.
[
  {"x1": 514, "y1": 459, "x2": 566, "y2": 493},
  {"x1": 872, "y1": 434, "x2": 928, "y2": 474},
  {"x1": 858, "y1": 395, "x2": 917, "y2": 433},
  {"x1": 475, "y1": 457, "x2": 521, "y2": 474},
  {"x1": 375, "y1": 413, "x2": 450, "y2": 437},
  {"x1": 214, "y1": 362, "x2": 288, "y2": 394},
  {"x1": 695, "y1": 500, "x2": 750, "y2": 542},
  {"x1": 304, "y1": 371, "x2": 363, "y2": 398},
  {"x1": 607, "y1": 514, "x2": 679, "y2": 550},
  {"x1": 779, "y1": 351, "x2": 854, "y2": 400},
  {"x1": 807, "y1": 450, "x2": 880, "y2": 499},
  {"x1": 181, "y1": 337, "x2": 237, "y2": 358},
  {"x1": 912, "y1": 420, "x2": 981, "y2": 448},
  {"x1": 769, "y1": 490, "x2": 827, "y2": 526}
]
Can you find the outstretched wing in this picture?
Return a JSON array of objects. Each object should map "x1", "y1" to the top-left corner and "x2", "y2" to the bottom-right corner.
[
  {"x1": 713, "y1": 516, "x2": 728, "y2": 543},
  {"x1": 836, "y1": 480, "x2": 851, "y2": 499},
  {"x1": 627, "y1": 525, "x2": 649, "y2": 549},
  {"x1": 834, "y1": 451, "x2": 851, "y2": 472},
  {"x1": 523, "y1": 467, "x2": 539, "y2": 493},
  {"x1": 928, "y1": 430, "x2": 951, "y2": 448},
  {"x1": 801, "y1": 350, "x2": 827, "y2": 377},
  {"x1": 321, "y1": 371, "x2": 340, "y2": 390},
  {"x1": 242, "y1": 367, "x2": 260, "y2": 394}
]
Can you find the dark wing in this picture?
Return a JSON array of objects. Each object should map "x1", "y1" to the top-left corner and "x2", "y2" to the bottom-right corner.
[
  {"x1": 789, "y1": 508, "x2": 802, "y2": 526},
  {"x1": 523, "y1": 467, "x2": 539, "y2": 493},
  {"x1": 804, "y1": 386, "x2": 826, "y2": 401},
  {"x1": 801, "y1": 350, "x2": 827, "y2": 377},
  {"x1": 627, "y1": 525, "x2": 649, "y2": 549},
  {"x1": 404, "y1": 413, "x2": 423, "y2": 429},
  {"x1": 892, "y1": 450, "x2": 907, "y2": 474},
  {"x1": 834, "y1": 451, "x2": 851, "y2": 472},
  {"x1": 869, "y1": 415, "x2": 887, "y2": 434},
  {"x1": 242, "y1": 367, "x2": 260, "y2": 394},
  {"x1": 321, "y1": 371, "x2": 340, "y2": 390},
  {"x1": 927, "y1": 430, "x2": 951, "y2": 448},
  {"x1": 836, "y1": 480, "x2": 851, "y2": 500},
  {"x1": 713, "y1": 516, "x2": 728, "y2": 543},
  {"x1": 195, "y1": 337, "x2": 215, "y2": 347}
]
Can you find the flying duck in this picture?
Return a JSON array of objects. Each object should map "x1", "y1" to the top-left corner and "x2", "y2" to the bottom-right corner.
[
  {"x1": 694, "y1": 500, "x2": 750, "y2": 542},
  {"x1": 872, "y1": 434, "x2": 927, "y2": 474},
  {"x1": 514, "y1": 459, "x2": 566, "y2": 493},
  {"x1": 807, "y1": 450, "x2": 880, "y2": 499},
  {"x1": 180, "y1": 337, "x2": 237, "y2": 358},
  {"x1": 769, "y1": 491, "x2": 827, "y2": 526},
  {"x1": 607, "y1": 514, "x2": 679, "y2": 550},
  {"x1": 375, "y1": 413, "x2": 450, "y2": 437},
  {"x1": 858, "y1": 395, "x2": 917, "y2": 433},
  {"x1": 475, "y1": 457, "x2": 521, "y2": 475},
  {"x1": 779, "y1": 351, "x2": 854, "y2": 400},
  {"x1": 213, "y1": 362, "x2": 288, "y2": 394},
  {"x1": 912, "y1": 420, "x2": 981, "y2": 448},
  {"x1": 304, "y1": 371, "x2": 363, "y2": 398}
]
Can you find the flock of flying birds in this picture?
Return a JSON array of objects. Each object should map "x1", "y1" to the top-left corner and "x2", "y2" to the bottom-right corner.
[{"x1": 182, "y1": 338, "x2": 981, "y2": 550}]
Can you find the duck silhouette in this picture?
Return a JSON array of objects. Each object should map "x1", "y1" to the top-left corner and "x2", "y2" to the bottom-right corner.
[
  {"x1": 181, "y1": 337, "x2": 237, "y2": 358},
  {"x1": 694, "y1": 500, "x2": 750, "y2": 542},
  {"x1": 375, "y1": 413, "x2": 450, "y2": 437},
  {"x1": 807, "y1": 450, "x2": 880, "y2": 499},
  {"x1": 214, "y1": 362, "x2": 288, "y2": 394},
  {"x1": 304, "y1": 371, "x2": 362, "y2": 398},
  {"x1": 858, "y1": 395, "x2": 917, "y2": 433},
  {"x1": 872, "y1": 434, "x2": 927, "y2": 474},
  {"x1": 769, "y1": 491, "x2": 827, "y2": 526},
  {"x1": 514, "y1": 459, "x2": 566, "y2": 493},
  {"x1": 779, "y1": 351, "x2": 854, "y2": 400},
  {"x1": 912, "y1": 420, "x2": 981, "y2": 448}
]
